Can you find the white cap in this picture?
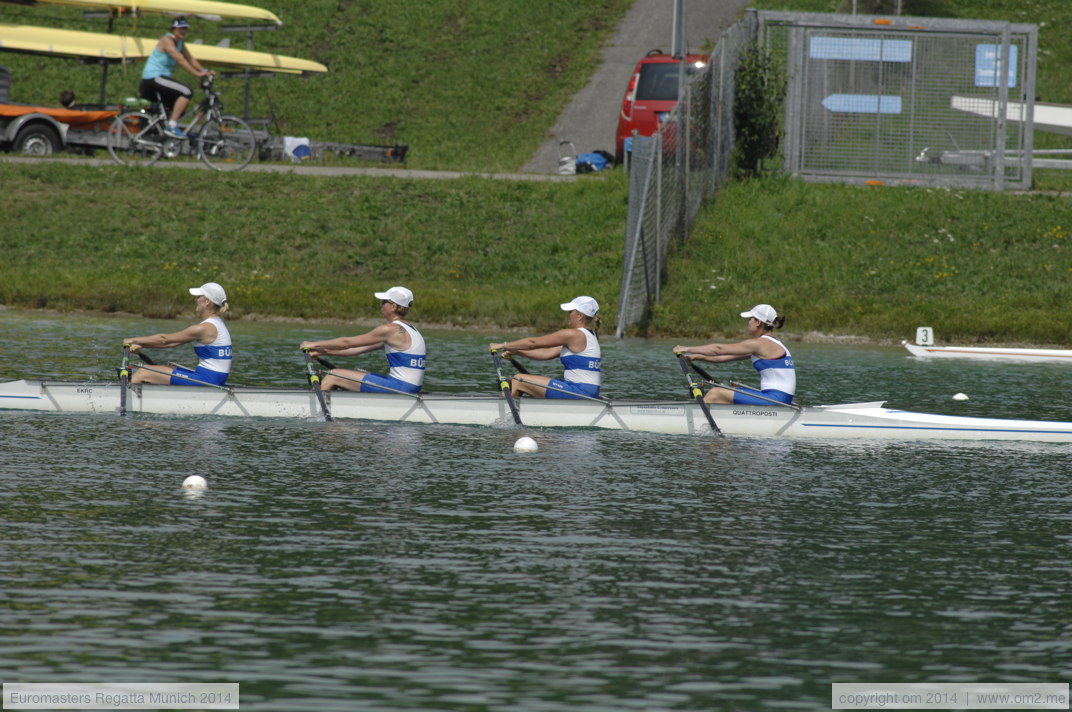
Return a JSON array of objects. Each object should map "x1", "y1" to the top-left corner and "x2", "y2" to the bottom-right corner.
[
  {"x1": 374, "y1": 286, "x2": 413, "y2": 307},
  {"x1": 171, "y1": 16, "x2": 190, "y2": 29},
  {"x1": 740, "y1": 304, "x2": 777, "y2": 326},
  {"x1": 189, "y1": 282, "x2": 227, "y2": 305},
  {"x1": 560, "y1": 296, "x2": 599, "y2": 317}
]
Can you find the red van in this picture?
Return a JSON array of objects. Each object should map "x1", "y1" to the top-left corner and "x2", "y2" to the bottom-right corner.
[{"x1": 615, "y1": 49, "x2": 707, "y2": 163}]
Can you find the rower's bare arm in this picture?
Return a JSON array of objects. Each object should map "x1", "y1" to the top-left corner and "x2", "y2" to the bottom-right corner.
[
  {"x1": 126, "y1": 323, "x2": 211, "y2": 350},
  {"x1": 675, "y1": 342, "x2": 751, "y2": 362},
  {"x1": 512, "y1": 346, "x2": 561, "y2": 361},
  {"x1": 303, "y1": 324, "x2": 397, "y2": 356}
]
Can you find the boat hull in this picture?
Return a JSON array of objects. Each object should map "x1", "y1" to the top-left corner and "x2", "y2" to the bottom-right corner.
[
  {"x1": 2, "y1": 380, "x2": 1072, "y2": 442},
  {"x1": 904, "y1": 342, "x2": 1072, "y2": 363}
]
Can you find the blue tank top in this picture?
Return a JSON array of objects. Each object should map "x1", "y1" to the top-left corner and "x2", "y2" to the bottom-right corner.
[{"x1": 142, "y1": 36, "x2": 182, "y2": 80}]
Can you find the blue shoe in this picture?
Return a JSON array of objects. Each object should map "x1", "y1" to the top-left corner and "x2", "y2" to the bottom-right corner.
[{"x1": 164, "y1": 125, "x2": 187, "y2": 139}]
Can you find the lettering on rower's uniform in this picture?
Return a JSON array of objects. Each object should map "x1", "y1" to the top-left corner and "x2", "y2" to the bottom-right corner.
[{"x1": 409, "y1": 357, "x2": 426, "y2": 368}]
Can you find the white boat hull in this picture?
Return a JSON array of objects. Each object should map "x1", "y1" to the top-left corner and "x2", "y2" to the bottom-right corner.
[
  {"x1": 2, "y1": 380, "x2": 1072, "y2": 442},
  {"x1": 904, "y1": 342, "x2": 1072, "y2": 363}
]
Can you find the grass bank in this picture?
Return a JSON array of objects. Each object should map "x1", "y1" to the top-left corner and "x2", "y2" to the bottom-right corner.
[
  {"x1": 656, "y1": 176, "x2": 1072, "y2": 344},
  {"x1": 2, "y1": 163, "x2": 1070, "y2": 346},
  {"x1": 0, "y1": 163, "x2": 629, "y2": 333}
]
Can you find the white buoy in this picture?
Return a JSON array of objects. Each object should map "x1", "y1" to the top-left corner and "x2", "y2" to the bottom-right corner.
[
  {"x1": 182, "y1": 475, "x2": 208, "y2": 489},
  {"x1": 514, "y1": 436, "x2": 538, "y2": 453},
  {"x1": 952, "y1": 393, "x2": 969, "y2": 401}
]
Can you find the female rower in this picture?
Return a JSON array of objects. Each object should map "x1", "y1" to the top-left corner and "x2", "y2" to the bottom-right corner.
[
  {"x1": 125, "y1": 282, "x2": 232, "y2": 386},
  {"x1": 673, "y1": 303, "x2": 795, "y2": 405},
  {"x1": 489, "y1": 296, "x2": 602, "y2": 399},
  {"x1": 299, "y1": 286, "x2": 426, "y2": 393}
]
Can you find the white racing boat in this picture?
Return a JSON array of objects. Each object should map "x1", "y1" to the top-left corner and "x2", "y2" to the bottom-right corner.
[
  {"x1": 2, "y1": 378, "x2": 1072, "y2": 442},
  {"x1": 903, "y1": 326, "x2": 1072, "y2": 363}
]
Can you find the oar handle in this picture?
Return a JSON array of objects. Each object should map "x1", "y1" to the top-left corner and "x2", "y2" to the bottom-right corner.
[
  {"x1": 124, "y1": 342, "x2": 157, "y2": 366},
  {"x1": 688, "y1": 360, "x2": 714, "y2": 383},
  {"x1": 504, "y1": 352, "x2": 530, "y2": 375}
]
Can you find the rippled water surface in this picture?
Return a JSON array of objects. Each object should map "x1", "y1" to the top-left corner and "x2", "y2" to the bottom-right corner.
[{"x1": 1, "y1": 310, "x2": 1069, "y2": 710}]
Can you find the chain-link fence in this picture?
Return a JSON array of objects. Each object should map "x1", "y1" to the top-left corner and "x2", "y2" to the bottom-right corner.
[
  {"x1": 615, "y1": 12, "x2": 755, "y2": 339},
  {"x1": 616, "y1": 10, "x2": 1037, "y2": 338}
]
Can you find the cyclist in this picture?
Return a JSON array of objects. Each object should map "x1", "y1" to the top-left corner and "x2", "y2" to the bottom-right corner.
[{"x1": 139, "y1": 16, "x2": 214, "y2": 139}]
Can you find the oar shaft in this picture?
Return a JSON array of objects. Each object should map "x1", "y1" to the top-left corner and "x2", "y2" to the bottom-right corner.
[
  {"x1": 492, "y1": 350, "x2": 523, "y2": 425},
  {"x1": 303, "y1": 350, "x2": 333, "y2": 422},
  {"x1": 676, "y1": 354, "x2": 722, "y2": 435},
  {"x1": 119, "y1": 345, "x2": 131, "y2": 417},
  {"x1": 505, "y1": 353, "x2": 530, "y2": 375}
]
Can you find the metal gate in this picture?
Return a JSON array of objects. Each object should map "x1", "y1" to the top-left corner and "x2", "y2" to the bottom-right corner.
[{"x1": 765, "y1": 12, "x2": 1037, "y2": 190}]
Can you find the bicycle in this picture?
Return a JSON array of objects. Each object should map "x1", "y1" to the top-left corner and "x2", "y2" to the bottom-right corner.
[{"x1": 106, "y1": 75, "x2": 257, "y2": 171}]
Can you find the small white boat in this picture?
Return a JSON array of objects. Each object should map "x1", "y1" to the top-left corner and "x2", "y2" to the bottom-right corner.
[
  {"x1": 3, "y1": 378, "x2": 1072, "y2": 442},
  {"x1": 903, "y1": 326, "x2": 1072, "y2": 363}
]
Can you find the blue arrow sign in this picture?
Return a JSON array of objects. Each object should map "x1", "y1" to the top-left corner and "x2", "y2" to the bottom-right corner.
[
  {"x1": 821, "y1": 94, "x2": 903, "y2": 114},
  {"x1": 810, "y1": 37, "x2": 912, "y2": 62}
]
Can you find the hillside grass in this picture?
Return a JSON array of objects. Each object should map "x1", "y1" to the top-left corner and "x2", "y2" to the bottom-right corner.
[
  {"x1": 2, "y1": 0, "x2": 1072, "y2": 344},
  {"x1": 0, "y1": 163, "x2": 630, "y2": 333}
]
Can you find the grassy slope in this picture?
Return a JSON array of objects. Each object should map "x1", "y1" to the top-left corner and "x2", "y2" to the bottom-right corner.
[
  {"x1": 0, "y1": 163, "x2": 630, "y2": 333},
  {"x1": 1, "y1": 0, "x2": 1071, "y2": 343}
]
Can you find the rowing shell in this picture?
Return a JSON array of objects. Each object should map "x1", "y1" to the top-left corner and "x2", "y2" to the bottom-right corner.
[
  {"x1": 904, "y1": 342, "x2": 1072, "y2": 363},
  {"x1": 3, "y1": 379, "x2": 1072, "y2": 442}
]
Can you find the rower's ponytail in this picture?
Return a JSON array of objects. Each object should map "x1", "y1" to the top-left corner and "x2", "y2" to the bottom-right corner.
[{"x1": 771, "y1": 315, "x2": 786, "y2": 330}]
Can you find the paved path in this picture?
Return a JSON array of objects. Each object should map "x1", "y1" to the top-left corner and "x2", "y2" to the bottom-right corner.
[{"x1": 521, "y1": 0, "x2": 752, "y2": 174}]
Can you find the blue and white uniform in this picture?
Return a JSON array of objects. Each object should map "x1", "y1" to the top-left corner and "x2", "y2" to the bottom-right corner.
[
  {"x1": 733, "y1": 334, "x2": 794, "y2": 405},
  {"x1": 170, "y1": 316, "x2": 232, "y2": 387},
  {"x1": 139, "y1": 35, "x2": 193, "y2": 107},
  {"x1": 362, "y1": 321, "x2": 426, "y2": 394},
  {"x1": 545, "y1": 328, "x2": 601, "y2": 400}
]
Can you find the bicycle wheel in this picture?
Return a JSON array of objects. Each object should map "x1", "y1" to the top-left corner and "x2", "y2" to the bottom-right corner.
[
  {"x1": 106, "y1": 111, "x2": 164, "y2": 166},
  {"x1": 196, "y1": 115, "x2": 256, "y2": 171}
]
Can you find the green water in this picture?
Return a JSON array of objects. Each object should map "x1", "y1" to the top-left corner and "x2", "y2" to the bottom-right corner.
[{"x1": 1, "y1": 310, "x2": 1068, "y2": 711}]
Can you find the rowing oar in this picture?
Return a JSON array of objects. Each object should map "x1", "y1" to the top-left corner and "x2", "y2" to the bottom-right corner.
[
  {"x1": 302, "y1": 349, "x2": 333, "y2": 422},
  {"x1": 491, "y1": 349, "x2": 523, "y2": 425},
  {"x1": 504, "y1": 352, "x2": 530, "y2": 375},
  {"x1": 118, "y1": 345, "x2": 132, "y2": 416},
  {"x1": 676, "y1": 353, "x2": 722, "y2": 436}
]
